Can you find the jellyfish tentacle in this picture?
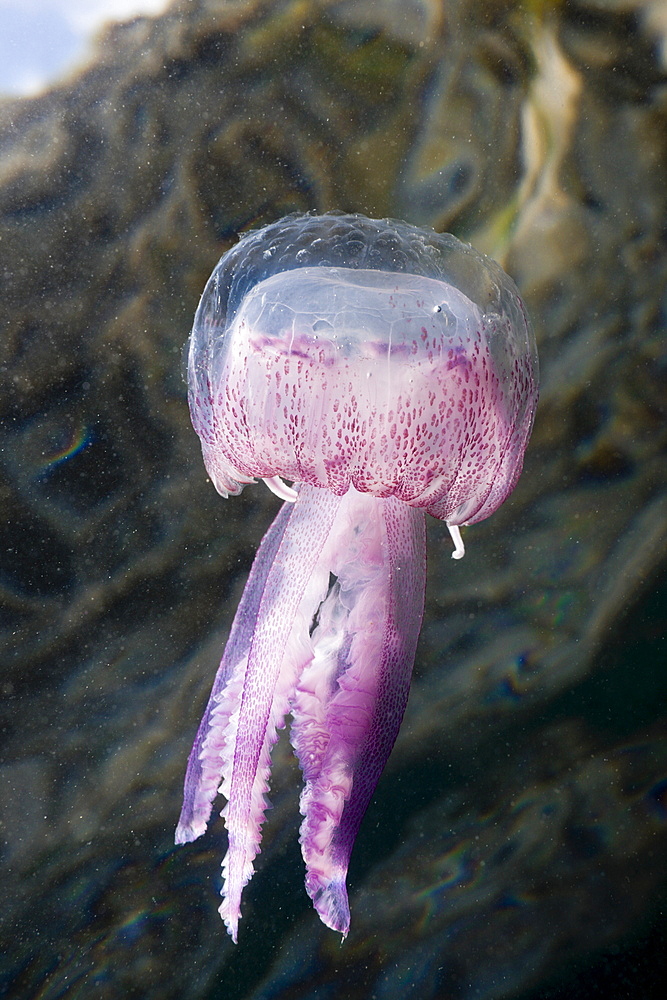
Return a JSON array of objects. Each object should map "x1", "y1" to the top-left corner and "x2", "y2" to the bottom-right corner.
[
  {"x1": 175, "y1": 500, "x2": 293, "y2": 844},
  {"x1": 291, "y1": 490, "x2": 427, "y2": 936},
  {"x1": 447, "y1": 522, "x2": 465, "y2": 560},
  {"x1": 262, "y1": 475, "x2": 298, "y2": 502},
  {"x1": 220, "y1": 485, "x2": 341, "y2": 941}
]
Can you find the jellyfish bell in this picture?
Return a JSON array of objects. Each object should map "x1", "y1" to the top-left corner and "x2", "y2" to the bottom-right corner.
[
  {"x1": 178, "y1": 212, "x2": 538, "y2": 941},
  {"x1": 189, "y1": 214, "x2": 537, "y2": 531}
]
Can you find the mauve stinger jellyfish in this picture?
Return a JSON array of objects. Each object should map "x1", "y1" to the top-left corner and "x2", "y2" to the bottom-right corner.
[{"x1": 175, "y1": 212, "x2": 539, "y2": 941}]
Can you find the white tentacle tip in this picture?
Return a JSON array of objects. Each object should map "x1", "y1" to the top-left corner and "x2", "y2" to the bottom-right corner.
[
  {"x1": 447, "y1": 523, "x2": 465, "y2": 560},
  {"x1": 262, "y1": 476, "x2": 298, "y2": 502}
]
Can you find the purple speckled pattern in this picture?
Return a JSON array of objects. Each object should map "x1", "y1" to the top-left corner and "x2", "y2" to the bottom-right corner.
[{"x1": 177, "y1": 212, "x2": 538, "y2": 940}]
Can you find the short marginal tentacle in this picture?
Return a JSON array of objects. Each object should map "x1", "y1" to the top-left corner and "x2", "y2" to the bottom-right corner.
[
  {"x1": 447, "y1": 522, "x2": 465, "y2": 560},
  {"x1": 262, "y1": 475, "x2": 298, "y2": 502}
]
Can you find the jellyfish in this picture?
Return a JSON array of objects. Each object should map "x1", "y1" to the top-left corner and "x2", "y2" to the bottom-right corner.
[{"x1": 175, "y1": 212, "x2": 538, "y2": 941}]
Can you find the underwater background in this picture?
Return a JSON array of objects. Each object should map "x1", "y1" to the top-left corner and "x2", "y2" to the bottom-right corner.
[{"x1": 0, "y1": 0, "x2": 665, "y2": 997}]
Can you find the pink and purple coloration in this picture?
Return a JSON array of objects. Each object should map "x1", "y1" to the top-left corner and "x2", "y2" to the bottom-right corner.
[{"x1": 176, "y1": 213, "x2": 538, "y2": 941}]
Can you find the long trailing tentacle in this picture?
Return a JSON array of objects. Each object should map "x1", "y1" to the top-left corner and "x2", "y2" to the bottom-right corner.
[
  {"x1": 175, "y1": 501, "x2": 293, "y2": 845},
  {"x1": 290, "y1": 490, "x2": 427, "y2": 936},
  {"x1": 219, "y1": 485, "x2": 341, "y2": 941},
  {"x1": 177, "y1": 485, "x2": 426, "y2": 942}
]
